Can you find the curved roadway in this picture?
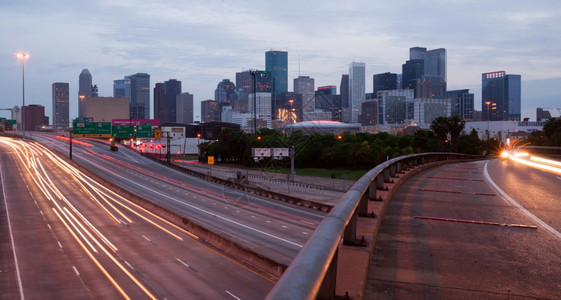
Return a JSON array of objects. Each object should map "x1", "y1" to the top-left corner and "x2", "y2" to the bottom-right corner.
[{"x1": 366, "y1": 158, "x2": 561, "y2": 298}]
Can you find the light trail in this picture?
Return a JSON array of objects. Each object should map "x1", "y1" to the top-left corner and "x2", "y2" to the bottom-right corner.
[
  {"x1": 501, "y1": 150, "x2": 561, "y2": 175},
  {"x1": 0, "y1": 137, "x2": 189, "y2": 299},
  {"x1": 530, "y1": 155, "x2": 561, "y2": 168}
]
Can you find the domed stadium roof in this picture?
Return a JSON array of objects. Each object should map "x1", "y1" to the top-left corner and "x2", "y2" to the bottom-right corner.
[{"x1": 280, "y1": 121, "x2": 360, "y2": 134}]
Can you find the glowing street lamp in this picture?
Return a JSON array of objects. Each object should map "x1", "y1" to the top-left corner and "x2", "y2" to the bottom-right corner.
[{"x1": 17, "y1": 53, "x2": 29, "y2": 137}]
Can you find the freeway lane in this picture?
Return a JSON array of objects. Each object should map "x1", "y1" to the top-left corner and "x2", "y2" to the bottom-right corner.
[
  {"x1": 486, "y1": 154, "x2": 561, "y2": 236},
  {"x1": 0, "y1": 137, "x2": 273, "y2": 299},
  {"x1": 367, "y1": 159, "x2": 561, "y2": 298},
  {"x1": 31, "y1": 133, "x2": 325, "y2": 266}
]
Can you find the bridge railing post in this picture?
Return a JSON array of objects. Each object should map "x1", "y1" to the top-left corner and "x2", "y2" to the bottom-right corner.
[
  {"x1": 317, "y1": 249, "x2": 338, "y2": 299},
  {"x1": 343, "y1": 211, "x2": 358, "y2": 245}
]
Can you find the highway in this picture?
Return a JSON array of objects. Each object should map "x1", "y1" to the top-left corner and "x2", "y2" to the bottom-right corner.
[
  {"x1": 0, "y1": 137, "x2": 274, "y2": 299},
  {"x1": 29, "y1": 133, "x2": 326, "y2": 267},
  {"x1": 367, "y1": 156, "x2": 561, "y2": 298}
]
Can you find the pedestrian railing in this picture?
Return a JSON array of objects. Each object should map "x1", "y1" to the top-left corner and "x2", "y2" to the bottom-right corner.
[{"x1": 266, "y1": 152, "x2": 484, "y2": 299}]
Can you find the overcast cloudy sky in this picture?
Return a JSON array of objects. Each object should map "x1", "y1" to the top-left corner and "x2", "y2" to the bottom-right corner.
[{"x1": 1, "y1": 0, "x2": 560, "y2": 121}]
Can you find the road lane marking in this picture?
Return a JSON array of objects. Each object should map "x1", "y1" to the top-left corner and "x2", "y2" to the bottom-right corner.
[
  {"x1": 72, "y1": 149, "x2": 306, "y2": 248},
  {"x1": 125, "y1": 261, "x2": 134, "y2": 270},
  {"x1": 225, "y1": 290, "x2": 241, "y2": 300},
  {"x1": 0, "y1": 153, "x2": 25, "y2": 300},
  {"x1": 73, "y1": 266, "x2": 80, "y2": 276},
  {"x1": 484, "y1": 161, "x2": 561, "y2": 239},
  {"x1": 175, "y1": 257, "x2": 190, "y2": 268}
]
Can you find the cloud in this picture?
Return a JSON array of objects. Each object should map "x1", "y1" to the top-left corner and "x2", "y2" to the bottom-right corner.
[{"x1": 1, "y1": 0, "x2": 560, "y2": 121}]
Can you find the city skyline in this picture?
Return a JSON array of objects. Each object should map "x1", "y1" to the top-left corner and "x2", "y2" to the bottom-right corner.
[{"x1": 1, "y1": 0, "x2": 560, "y2": 122}]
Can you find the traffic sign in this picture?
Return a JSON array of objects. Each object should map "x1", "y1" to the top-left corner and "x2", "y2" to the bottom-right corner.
[{"x1": 73, "y1": 121, "x2": 111, "y2": 138}]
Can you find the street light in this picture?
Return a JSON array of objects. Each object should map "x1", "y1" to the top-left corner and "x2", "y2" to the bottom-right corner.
[{"x1": 17, "y1": 53, "x2": 29, "y2": 137}]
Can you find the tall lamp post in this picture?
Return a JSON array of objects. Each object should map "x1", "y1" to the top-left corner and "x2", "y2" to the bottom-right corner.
[{"x1": 17, "y1": 53, "x2": 29, "y2": 137}]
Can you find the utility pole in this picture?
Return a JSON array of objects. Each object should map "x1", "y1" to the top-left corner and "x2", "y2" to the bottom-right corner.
[{"x1": 166, "y1": 131, "x2": 171, "y2": 163}]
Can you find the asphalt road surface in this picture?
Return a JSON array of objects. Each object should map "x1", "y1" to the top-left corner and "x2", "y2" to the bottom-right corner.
[
  {"x1": 30, "y1": 133, "x2": 326, "y2": 267},
  {"x1": 366, "y1": 159, "x2": 561, "y2": 299},
  {"x1": 0, "y1": 137, "x2": 273, "y2": 299}
]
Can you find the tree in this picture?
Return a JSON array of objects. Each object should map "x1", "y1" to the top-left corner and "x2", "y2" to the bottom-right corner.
[
  {"x1": 413, "y1": 129, "x2": 437, "y2": 152},
  {"x1": 430, "y1": 116, "x2": 450, "y2": 151},
  {"x1": 458, "y1": 129, "x2": 483, "y2": 155},
  {"x1": 448, "y1": 115, "x2": 466, "y2": 152},
  {"x1": 542, "y1": 118, "x2": 561, "y2": 146}
]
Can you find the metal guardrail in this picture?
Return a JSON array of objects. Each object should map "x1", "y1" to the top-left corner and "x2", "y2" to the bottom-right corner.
[{"x1": 266, "y1": 152, "x2": 484, "y2": 299}]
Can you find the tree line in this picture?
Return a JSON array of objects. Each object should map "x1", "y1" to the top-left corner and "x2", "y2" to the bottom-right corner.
[
  {"x1": 525, "y1": 118, "x2": 561, "y2": 147},
  {"x1": 199, "y1": 116, "x2": 487, "y2": 170}
]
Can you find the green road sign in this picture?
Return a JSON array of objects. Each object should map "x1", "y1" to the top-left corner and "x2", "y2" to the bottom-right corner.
[
  {"x1": 135, "y1": 123, "x2": 153, "y2": 138},
  {"x1": 73, "y1": 121, "x2": 112, "y2": 137},
  {"x1": 112, "y1": 125, "x2": 135, "y2": 138}
]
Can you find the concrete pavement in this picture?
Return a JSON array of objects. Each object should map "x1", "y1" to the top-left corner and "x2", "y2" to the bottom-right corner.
[{"x1": 365, "y1": 160, "x2": 560, "y2": 299}]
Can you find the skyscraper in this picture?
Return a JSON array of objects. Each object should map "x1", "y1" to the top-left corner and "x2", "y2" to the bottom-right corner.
[
  {"x1": 153, "y1": 83, "x2": 165, "y2": 123},
  {"x1": 176, "y1": 92, "x2": 194, "y2": 124},
  {"x1": 409, "y1": 47, "x2": 427, "y2": 60},
  {"x1": 340, "y1": 74, "x2": 349, "y2": 122},
  {"x1": 236, "y1": 70, "x2": 271, "y2": 93},
  {"x1": 315, "y1": 86, "x2": 341, "y2": 121},
  {"x1": 201, "y1": 100, "x2": 220, "y2": 123},
  {"x1": 377, "y1": 89, "x2": 414, "y2": 124},
  {"x1": 402, "y1": 59, "x2": 424, "y2": 97},
  {"x1": 447, "y1": 89, "x2": 474, "y2": 121},
  {"x1": 78, "y1": 69, "x2": 92, "y2": 118},
  {"x1": 52, "y1": 82, "x2": 69, "y2": 129},
  {"x1": 113, "y1": 76, "x2": 131, "y2": 99},
  {"x1": 215, "y1": 79, "x2": 236, "y2": 103},
  {"x1": 402, "y1": 47, "x2": 447, "y2": 97},
  {"x1": 249, "y1": 93, "x2": 272, "y2": 130},
  {"x1": 129, "y1": 73, "x2": 150, "y2": 119},
  {"x1": 164, "y1": 79, "x2": 182, "y2": 122},
  {"x1": 424, "y1": 48, "x2": 446, "y2": 82},
  {"x1": 265, "y1": 49, "x2": 288, "y2": 97},
  {"x1": 294, "y1": 76, "x2": 315, "y2": 120},
  {"x1": 349, "y1": 62, "x2": 365, "y2": 124},
  {"x1": 482, "y1": 71, "x2": 521, "y2": 121},
  {"x1": 373, "y1": 72, "x2": 398, "y2": 95}
]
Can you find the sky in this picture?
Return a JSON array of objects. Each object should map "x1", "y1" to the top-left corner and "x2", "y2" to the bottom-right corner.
[{"x1": 1, "y1": 0, "x2": 560, "y2": 122}]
